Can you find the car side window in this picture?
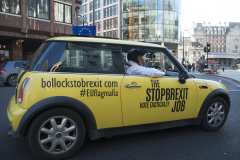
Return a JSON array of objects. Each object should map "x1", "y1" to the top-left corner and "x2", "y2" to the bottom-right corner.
[
  {"x1": 37, "y1": 42, "x2": 124, "y2": 74},
  {"x1": 122, "y1": 47, "x2": 179, "y2": 77},
  {"x1": 14, "y1": 62, "x2": 26, "y2": 68},
  {"x1": 144, "y1": 52, "x2": 178, "y2": 72}
]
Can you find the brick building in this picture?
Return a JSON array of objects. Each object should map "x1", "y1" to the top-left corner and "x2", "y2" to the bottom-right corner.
[{"x1": 0, "y1": 0, "x2": 81, "y2": 61}]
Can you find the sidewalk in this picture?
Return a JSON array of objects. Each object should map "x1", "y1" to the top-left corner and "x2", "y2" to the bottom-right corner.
[{"x1": 191, "y1": 69, "x2": 240, "y2": 83}]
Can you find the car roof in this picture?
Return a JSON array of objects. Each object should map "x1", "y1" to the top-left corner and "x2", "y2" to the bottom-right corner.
[{"x1": 46, "y1": 36, "x2": 166, "y2": 49}]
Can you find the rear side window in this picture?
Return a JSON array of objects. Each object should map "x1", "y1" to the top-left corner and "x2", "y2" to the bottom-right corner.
[
  {"x1": 14, "y1": 62, "x2": 26, "y2": 68},
  {"x1": 35, "y1": 42, "x2": 124, "y2": 74},
  {"x1": 26, "y1": 42, "x2": 51, "y2": 70},
  {"x1": 0, "y1": 62, "x2": 7, "y2": 68}
]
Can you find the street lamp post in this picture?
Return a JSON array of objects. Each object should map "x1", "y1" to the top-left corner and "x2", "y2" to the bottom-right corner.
[
  {"x1": 93, "y1": 0, "x2": 95, "y2": 26},
  {"x1": 182, "y1": 31, "x2": 184, "y2": 65},
  {"x1": 75, "y1": 0, "x2": 82, "y2": 26},
  {"x1": 182, "y1": 30, "x2": 188, "y2": 65}
]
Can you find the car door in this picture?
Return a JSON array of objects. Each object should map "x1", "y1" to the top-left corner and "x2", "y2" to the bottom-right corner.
[
  {"x1": 37, "y1": 42, "x2": 125, "y2": 130},
  {"x1": 121, "y1": 50, "x2": 197, "y2": 126}
]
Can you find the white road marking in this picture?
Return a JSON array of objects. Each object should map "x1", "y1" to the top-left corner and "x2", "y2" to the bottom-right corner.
[{"x1": 228, "y1": 90, "x2": 240, "y2": 91}]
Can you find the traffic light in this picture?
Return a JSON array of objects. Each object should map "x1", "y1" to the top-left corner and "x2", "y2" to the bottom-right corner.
[
  {"x1": 207, "y1": 43, "x2": 211, "y2": 52},
  {"x1": 173, "y1": 50, "x2": 175, "y2": 55},
  {"x1": 204, "y1": 47, "x2": 206, "y2": 52}
]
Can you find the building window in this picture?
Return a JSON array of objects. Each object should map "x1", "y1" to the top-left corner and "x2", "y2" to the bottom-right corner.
[
  {"x1": 104, "y1": 17, "x2": 117, "y2": 30},
  {"x1": 80, "y1": 5, "x2": 87, "y2": 15},
  {"x1": 90, "y1": 0, "x2": 101, "y2": 11},
  {"x1": 104, "y1": 5, "x2": 117, "y2": 18},
  {"x1": 79, "y1": 14, "x2": 88, "y2": 25},
  {"x1": 96, "y1": 22, "x2": 101, "y2": 31},
  {"x1": 90, "y1": 10, "x2": 101, "y2": 22},
  {"x1": 28, "y1": 0, "x2": 49, "y2": 19},
  {"x1": 104, "y1": 30, "x2": 117, "y2": 38},
  {"x1": 0, "y1": 0, "x2": 20, "y2": 14},
  {"x1": 104, "y1": 0, "x2": 117, "y2": 6},
  {"x1": 54, "y1": 1, "x2": 72, "y2": 23},
  {"x1": 193, "y1": 52, "x2": 196, "y2": 57}
]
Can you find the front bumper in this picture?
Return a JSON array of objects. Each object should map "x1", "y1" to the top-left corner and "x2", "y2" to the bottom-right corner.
[{"x1": 7, "y1": 95, "x2": 27, "y2": 138}]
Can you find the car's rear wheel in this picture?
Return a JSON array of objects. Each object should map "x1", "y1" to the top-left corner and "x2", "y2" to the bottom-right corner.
[
  {"x1": 28, "y1": 108, "x2": 85, "y2": 160},
  {"x1": 201, "y1": 97, "x2": 228, "y2": 131},
  {"x1": 7, "y1": 75, "x2": 17, "y2": 86}
]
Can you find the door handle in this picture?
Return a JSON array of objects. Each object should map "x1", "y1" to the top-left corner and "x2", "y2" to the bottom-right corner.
[{"x1": 125, "y1": 84, "x2": 141, "y2": 88}]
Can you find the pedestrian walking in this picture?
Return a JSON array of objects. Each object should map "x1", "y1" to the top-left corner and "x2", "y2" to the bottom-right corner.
[
  {"x1": 192, "y1": 63, "x2": 195, "y2": 73},
  {"x1": 201, "y1": 62, "x2": 205, "y2": 73},
  {"x1": 188, "y1": 63, "x2": 192, "y2": 72},
  {"x1": 222, "y1": 67, "x2": 225, "y2": 72}
]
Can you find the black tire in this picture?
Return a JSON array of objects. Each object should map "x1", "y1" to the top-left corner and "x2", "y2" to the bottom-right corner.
[
  {"x1": 200, "y1": 97, "x2": 228, "y2": 131},
  {"x1": 28, "y1": 108, "x2": 86, "y2": 160},
  {"x1": 7, "y1": 75, "x2": 17, "y2": 86}
]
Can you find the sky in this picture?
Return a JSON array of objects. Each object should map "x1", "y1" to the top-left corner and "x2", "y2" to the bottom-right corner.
[{"x1": 181, "y1": 0, "x2": 240, "y2": 30}]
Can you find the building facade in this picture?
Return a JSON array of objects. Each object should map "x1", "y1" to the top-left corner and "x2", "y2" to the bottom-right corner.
[
  {"x1": 78, "y1": 0, "x2": 120, "y2": 38},
  {"x1": 79, "y1": 0, "x2": 182, "y2": 52},
  {"x1": 0, "y1": 0, "x2": 182, "y2": 61},
  {"x1": 179, "y1": 22, "x2": 240, "y2": 66},
  {"x1": 121, "y1": 0, "x2": 181, "y2": 52},
  {"x1": 226, "y1": 24, "x2": 240, "y2": 54},
  {"x1": 0, "y1": 0, "x2": 81, "y2": 61}
]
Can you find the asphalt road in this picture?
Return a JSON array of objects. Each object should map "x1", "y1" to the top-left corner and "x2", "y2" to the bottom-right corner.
[{"x1": 0, "y1": 74, "x2": 240, "y2": 160}]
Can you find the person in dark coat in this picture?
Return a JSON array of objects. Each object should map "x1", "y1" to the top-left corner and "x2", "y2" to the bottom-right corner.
[
  {"x1": 0, "y1": 57, "x2": 4, "y2": 65},
  {"x1": 188, "y1": 63, "x2": 192, "y2": 72},
  {"x1": 192, "y1": 63, "x2": 195, "y2": 73},
  {"x1": 222, "y1": 67, "x2": 225, "y2": 72}
]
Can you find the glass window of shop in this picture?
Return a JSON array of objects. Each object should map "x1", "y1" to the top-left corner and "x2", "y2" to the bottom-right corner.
[
  {"x1": 54, "y1": 2, "x2": 72, "y2": 23},
  {"x1": 0, "y1": 0, "x2": 20, "y2": 14},
  {"x1": 28, "y1": 0, "x2": 49, "y2": 19}
]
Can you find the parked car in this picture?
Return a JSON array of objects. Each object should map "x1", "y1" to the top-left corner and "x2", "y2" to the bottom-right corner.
[
  {"x1": 7, "y1": 36, "x2": 230, "y2": 160},
  {"x1": 0, "y1": 61, "x2": 28, "y2": 86}
]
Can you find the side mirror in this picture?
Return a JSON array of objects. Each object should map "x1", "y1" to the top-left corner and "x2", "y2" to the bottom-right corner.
[{"x1": 178, "y1": 71, "x2": 186, "y2": 84}]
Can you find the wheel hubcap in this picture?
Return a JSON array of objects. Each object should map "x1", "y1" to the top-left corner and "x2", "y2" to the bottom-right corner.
[
  {"x1": 38, "y1": 116, "x2": 78, "y2": 155},
  {"x1": 10, "y1": 76, "x2": 16, "y2": 85},
  {"x1": 55, "y1": 132, "x2": 62, "y2": 139},
  {"x1": 207, "y1": 102, "x2": 225, "y2": 127}
]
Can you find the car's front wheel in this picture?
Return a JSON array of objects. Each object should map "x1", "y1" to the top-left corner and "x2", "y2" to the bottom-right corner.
[
  {"x1": 201, "y1": 97, "x2": 228, "y2": 131},
  {"x1": 28, "y1": 108, "x2": 86, "y2": 160},
  {"x1": 7, "y1": 75, "x2": 17, "y2": 86}
]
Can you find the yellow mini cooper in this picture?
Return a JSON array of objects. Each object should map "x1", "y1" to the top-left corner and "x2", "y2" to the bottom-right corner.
[{"x1": 7, "y1": 36, "x2": 230, "y2": 160}]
